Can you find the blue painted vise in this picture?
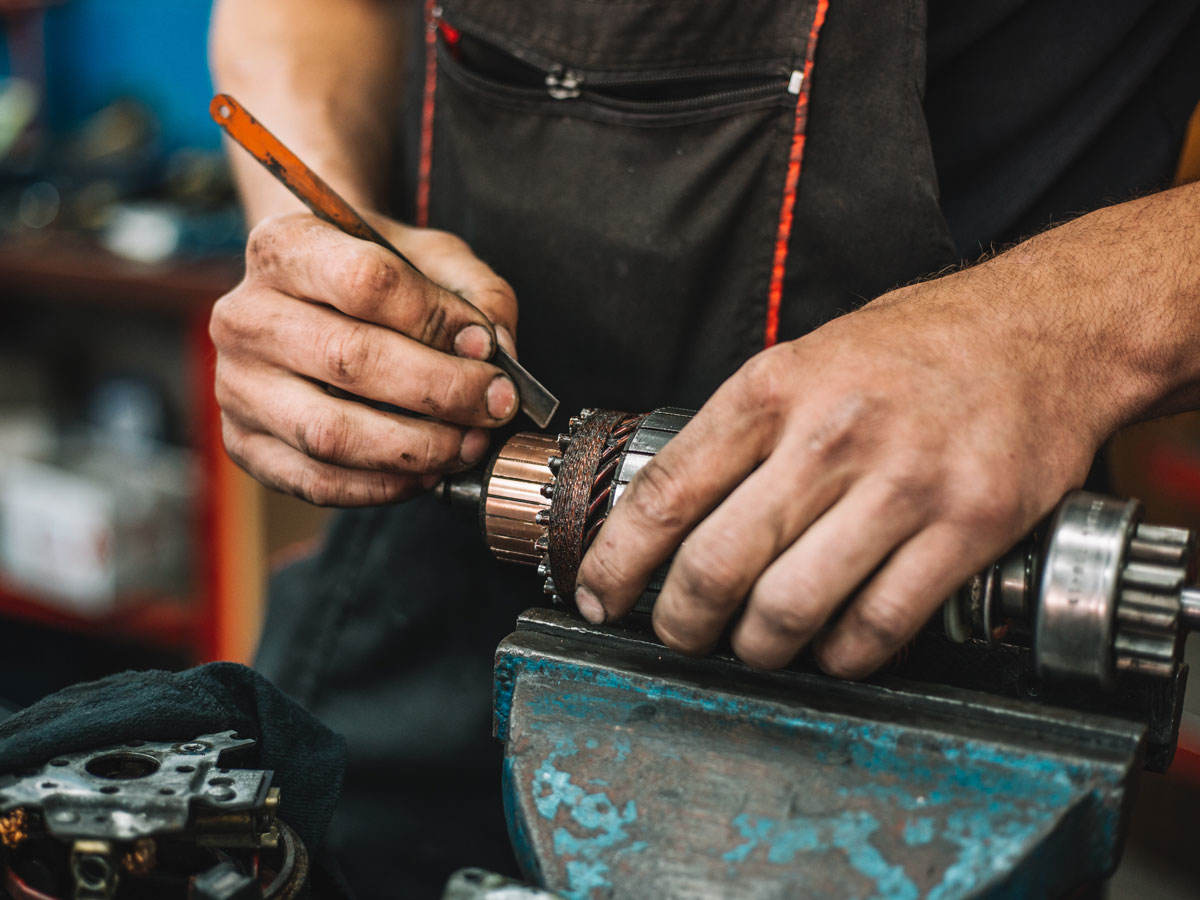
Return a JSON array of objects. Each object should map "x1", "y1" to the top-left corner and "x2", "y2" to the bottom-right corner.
[{"x1": 494, "y1": 608, "x2": 1170, "y2": 899}]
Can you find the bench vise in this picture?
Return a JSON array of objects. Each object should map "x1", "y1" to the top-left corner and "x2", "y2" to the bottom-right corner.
[{"x1": 441, "y1": 408, "x2": 1200, "y2": 898}]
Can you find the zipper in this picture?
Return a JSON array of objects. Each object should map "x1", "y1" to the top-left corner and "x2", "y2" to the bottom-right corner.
[
  {"x1": 543, "y1": 66, "x2": 801, "y2": 112},
  {"x1": 435, "y1": 12, "x2": 802, "y2": 110},
  {"x1": 546, "y1": 67, "x2": 582, "y2": 101}
]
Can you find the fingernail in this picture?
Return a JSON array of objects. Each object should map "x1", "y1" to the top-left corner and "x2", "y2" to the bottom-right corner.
[
  {"x1": 486, "y1": 375, "x2": 517, "y2": 420},
  {"x1": 460, "y1": 428, "x2": 489, "y2": 465},
  {"x1": 575, "y1": 585, "x2": 606, "y2": 624},
  {"x1": 495, "y1": 325, "x2": 518, "y2": 357},
  {"x1": 454, "y1": 324, "x2": 493, "y2": 360}
]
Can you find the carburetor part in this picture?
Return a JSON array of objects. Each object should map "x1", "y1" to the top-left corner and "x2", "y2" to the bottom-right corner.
[
  {"x1": 440, "y1": 407, "x2": 1200, "y2": 692},
  {"x1": 0, "y1": 731, "x2": 306, "y2": 900}
]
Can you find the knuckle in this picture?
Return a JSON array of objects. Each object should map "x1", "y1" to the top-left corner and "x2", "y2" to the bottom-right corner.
[
  {"x1": 340, "y1": 247, "x2": 402, "y2": 310},
  {"x1": 208, "y1": 291, "x2": 245, "y2": 349},
  {"x1": 426, "y1": 363, "x2": 470, "y2": 419},
  {"x1": 208, "y1": 296, "x2": 232, "y2": 347},
  {"x1": 580, "y1": 540, "x2": 628, "y2": 594},
  {"x1": 396, "y1": 426, "x2": 448, "y2": 473},
  {"x1": 752, "y1": 591, "x2": 823, "y2": 642},
  {"x1": 294, "y1": 409, "x2": 354, "y2": 464},
  {"x1": 291, "y1": 467, "x2": 336, "y2": 507},
  {"x1": 627, "y1": 461, "x2": 690, "y2": 532},
  {"x1": 427, "y1": 229, "x2": 471, "y2": 256},
  {"x1": 957, "y1": 485, "x2": 1022, "y2": 534},
  {"x1": 244, "y1": 216, "x2": 284, "y2": 270},
  {"x1": 815, "y1": 649, "x2": 862, "y2": 680},
  {"x1": 212, "y1": 365, "x2": 237, "y2": 413},
  {"x1": 801, "y1": 392, "x2": 874, "y2": 459},
  {"x1": 672, "y1": 549, "x2": 743, "y2": 605},
  {"x1": 220, "y1": 417, "x2": 249, "y2": 466},
  {"x1": 879, "y1": 463, "x2": 936, "y2": 515},
  {"x1": 735, "y1": 351, "x2": 788, "y2": 410},
  {"x1": 209, "y1": 288, "x2": 267, "y2": 351},
  {"x1": 654, "y1": 614, "x2": 708, "y2": 654},
  {"x1": 318, "y1": 321, "x2": 378, "y2": 385},
  {"x1": 473, "y1": 280, "x2": 518, "y2": 322},
  {"x1": 365, "y1": 472, "x2": 406, "y2": 505},
  {"x1": 848, "y1": 595, "x2": 912, "y2": 650},
  {"x1": 417, "y1": 295, "x2": 453, "y2": 349}
]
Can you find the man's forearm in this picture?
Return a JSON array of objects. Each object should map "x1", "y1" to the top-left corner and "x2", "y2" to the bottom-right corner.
[
  {"x1": 210, "y1": 0, "x2": 409, "y2": 224},
  {"x1": 1056, "y1": 181, "x2": 1200, "y2": 429},
  {"x1": 956, "y1": 180, "x2": 1200, "y2": 437}
]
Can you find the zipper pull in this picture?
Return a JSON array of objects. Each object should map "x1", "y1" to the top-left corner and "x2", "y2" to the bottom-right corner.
[{"x1": 546, "y1": 67, "x2": 582, "y2": 100}]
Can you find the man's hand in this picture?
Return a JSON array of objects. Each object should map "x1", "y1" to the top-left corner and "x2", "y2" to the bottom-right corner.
[
  {"x1": 210, "y1": 213, "x2": 520, "y2": 506},
  {"x1": 575, "y1": 262, "x2": 1114, "y2": 678}
]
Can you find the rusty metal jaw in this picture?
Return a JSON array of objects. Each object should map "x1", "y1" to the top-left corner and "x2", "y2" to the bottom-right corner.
[{"x1": 494, "y1": 609, "x2": 1145, "y2": 899}]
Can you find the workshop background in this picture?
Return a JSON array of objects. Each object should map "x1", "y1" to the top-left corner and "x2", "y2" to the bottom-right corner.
[
  {"x1": 0, "y1": 0, "x2": 329, "y2": 698},
  {"x1": 0, "y1": 2, "x2": 1198, "y2": 897}
]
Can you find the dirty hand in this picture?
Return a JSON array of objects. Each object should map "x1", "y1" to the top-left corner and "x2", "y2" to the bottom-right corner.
[
  {"x1": 210, "y1": 213, "x2": 519, "y2": 505},
  {"x1": 576, "y1": 266, "x2": 1111, "y2": 678}
]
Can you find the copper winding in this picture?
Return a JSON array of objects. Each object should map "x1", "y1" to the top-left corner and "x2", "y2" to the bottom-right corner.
[
  {"x1": 121, "y1": 838, "x2": 157, "y2": 876},
  {"x1": 0, "y1": 808, "x2": 29, "y2": 850},
  {"x1": 547, "y1": 411, "x2": 632, "y2": 603},
  {"x1": 583, "y1": 414, "x2": 644, "y2": 549}
]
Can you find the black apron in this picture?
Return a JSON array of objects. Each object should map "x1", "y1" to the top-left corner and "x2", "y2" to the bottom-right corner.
[{"x1": 256, "y1": 2, "x2": 957, "y2": 896}]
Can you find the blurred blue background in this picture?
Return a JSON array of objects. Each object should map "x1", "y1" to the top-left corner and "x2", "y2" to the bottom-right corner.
[{"x1": 2, "y1": 0, "x2": 217, "y2": 151}]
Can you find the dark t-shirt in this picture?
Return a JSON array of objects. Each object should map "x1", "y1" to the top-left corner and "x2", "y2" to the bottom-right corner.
[{"x1": 926, "y1": 0, "x2": 1200, "y2": 257}]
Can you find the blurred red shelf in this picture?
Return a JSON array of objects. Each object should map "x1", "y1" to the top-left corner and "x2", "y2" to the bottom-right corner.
[
  {"x1": 0, "y1": 579, "x2": 198, "y2": 654},
  {"x1": 0, "y1": 233, "x2": 242, "y2": 314}
]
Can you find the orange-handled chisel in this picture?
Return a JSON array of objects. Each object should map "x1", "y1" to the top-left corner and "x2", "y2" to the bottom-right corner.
[{"x1": 210, "y1": 93, "x2": 559, "y2": 429}]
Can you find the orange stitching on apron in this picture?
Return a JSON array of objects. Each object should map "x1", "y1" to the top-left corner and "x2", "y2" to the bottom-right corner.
[
  {"x1": 416, "y1": 0, "x2": 440, "y2": 227},
  {"x1": 765, "y1": 0, "x2": 829, "y2": 348}
]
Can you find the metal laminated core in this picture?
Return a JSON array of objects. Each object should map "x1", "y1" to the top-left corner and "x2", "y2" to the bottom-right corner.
[
  {"x1": 484, "y1": 433, "x2": 558, "y2": 565},
  {"x1": 607, "y1": 408, "x2": 695, "y2": 612}
]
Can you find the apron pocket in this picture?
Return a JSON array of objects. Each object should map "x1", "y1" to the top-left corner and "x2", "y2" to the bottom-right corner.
[{"x1": 426, "y1": 15, "x2": 806, "y2": 410}]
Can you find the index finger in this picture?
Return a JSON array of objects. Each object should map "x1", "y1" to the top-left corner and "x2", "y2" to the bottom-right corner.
[
  {"x1": 575, "y1": 389, "x2": 776, "y2": 623},
  {"x1": 246, "y1": 213, "x2": 498, "y2": 359}
]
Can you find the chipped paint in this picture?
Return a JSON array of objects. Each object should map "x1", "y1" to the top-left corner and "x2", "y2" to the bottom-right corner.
[
  {"x1": 726, "y1": 811, "x2": 919, "y2": 899},
  {"x1": 496, "y1": 644, "x2": 1139, "y2": 898},
  {"x1": 531, "y1": 738, "x2": 648, "y2": 898},
  {"x1": 903, "y1": 817, "x2": 935, "y2": 846}
]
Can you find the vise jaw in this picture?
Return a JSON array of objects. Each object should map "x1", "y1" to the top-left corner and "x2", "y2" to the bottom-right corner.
[{"x1": 495, "y1": 609, "x2": 1154, "y2": 900}]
